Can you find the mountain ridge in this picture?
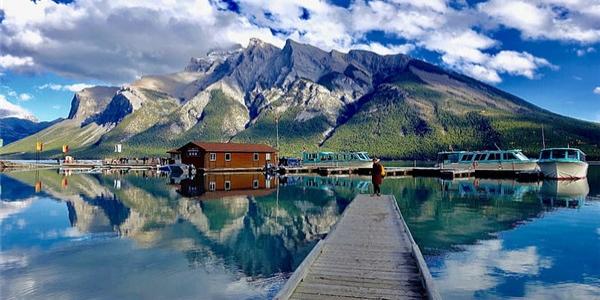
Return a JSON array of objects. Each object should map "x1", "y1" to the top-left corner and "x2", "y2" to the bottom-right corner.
[{"x1": 2, "y1": 38, "x2": 599, "y2": 160}]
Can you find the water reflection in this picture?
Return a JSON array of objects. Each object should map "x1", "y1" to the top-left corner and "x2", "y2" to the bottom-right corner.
[
  {"x1": 418, "y1": 176, "x2": 598, "y2": 300},
  {"x1": 437, "y1": 178, "x2": 540, "y2": 200},
  {"x1": 1, "y1": 170, "x2": 362, "y2": 299},
  {"x1": 177, "y1": 173, "x2": 277, "y2": 200},
  {"x1": 539, "y1": 179, "x2": 589, "y2": 208},
  {"x1": 1, "y1": 168, "x2": 599, "y2": 299}
]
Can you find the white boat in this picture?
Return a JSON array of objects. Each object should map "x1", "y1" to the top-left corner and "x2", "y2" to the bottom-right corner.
[
  {"x1": 436, "y1": 149, "x2": 539, "y2": 171},
  {"x1": 537, "y1": 148, "x2": 588, "y2": 179},
  {"x1": 301, "y1": 151, "x2": 373, "y2": 168}
]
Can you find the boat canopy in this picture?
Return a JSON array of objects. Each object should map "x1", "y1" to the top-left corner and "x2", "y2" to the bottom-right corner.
[{"x1": 539, "y1": 148, "x2": 586, "y2": 162}]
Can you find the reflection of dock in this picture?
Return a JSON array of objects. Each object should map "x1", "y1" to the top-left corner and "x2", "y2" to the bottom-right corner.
[
  {"x1": 283, "y1": 166, "x2": 539, "y2": 180},
  {"x1": 275, "y1": 194, "x2": 440, "y2": 300}
]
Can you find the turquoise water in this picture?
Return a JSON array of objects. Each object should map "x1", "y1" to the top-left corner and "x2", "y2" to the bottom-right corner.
[{"x1": 1, "y1": 167, "x2": 598, "y2": 299}]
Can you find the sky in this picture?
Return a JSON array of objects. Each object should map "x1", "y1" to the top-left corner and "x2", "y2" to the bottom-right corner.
[{"x1": 1, "y1": 0, "x2": 599, "y2": 123}]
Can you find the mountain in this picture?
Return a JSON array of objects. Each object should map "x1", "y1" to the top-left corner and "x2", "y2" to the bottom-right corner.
[
  {"x1": 2, "y1": 38, "x2": 599, "y2": 160},
  {"x1": 0, "y1": 117, "x2": 63, "y2": 146}
]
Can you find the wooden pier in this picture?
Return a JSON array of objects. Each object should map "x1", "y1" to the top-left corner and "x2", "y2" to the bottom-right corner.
[{"x1": 275, "y1": 194, "x2": 440, "y2": 300}]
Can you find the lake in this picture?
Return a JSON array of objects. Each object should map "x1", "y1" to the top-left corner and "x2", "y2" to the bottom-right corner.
[{"x1": 1, "y1": 166, "x2": 598, "y2": 299}]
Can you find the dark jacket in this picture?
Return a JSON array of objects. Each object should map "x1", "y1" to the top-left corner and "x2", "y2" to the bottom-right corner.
[{"x1": 372, "y1": 162, "x2": 383, "y2": 185}]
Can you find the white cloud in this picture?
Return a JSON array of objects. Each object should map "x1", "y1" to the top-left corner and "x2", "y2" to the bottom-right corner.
[
  {"x1": 0, "y1": 55, "x2": 34, "y2": 69},
  {"x1": 478, "y1": 0, "x2": 600, "y2": 43},
  {"x1": 594, "y1": 87, "x2": 600, "y2": 94},
  {"x1": 0, "y1": 0, "x2": 584, "y2": 86},
  {"x1": 0, "y1": 94, "x2": 34, "y2": 119},
  {"x1": 488, "y1": 51, "x2": 557, "y2": 79},
  {"x1": 576, "y1": 47, "x2": 596, "y2": 56},
  {"x1": 37, "y1": 83, "x2": 95, "y2": 92},
  {"x1": 19, "y1": 93, "x2": 33, "y2": 101}
]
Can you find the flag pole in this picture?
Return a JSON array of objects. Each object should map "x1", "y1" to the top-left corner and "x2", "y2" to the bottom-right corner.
[{"x1": 275, "y1": 116, "x2": 279, "y2": 149}]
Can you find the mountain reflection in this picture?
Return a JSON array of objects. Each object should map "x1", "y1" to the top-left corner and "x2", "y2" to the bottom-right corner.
[
  {"x1": 1, "y1": 170, "x2": 361, "y2": 278},
  {"x1": 1, "y1": 170, "x2": 593, "y2": 279}
]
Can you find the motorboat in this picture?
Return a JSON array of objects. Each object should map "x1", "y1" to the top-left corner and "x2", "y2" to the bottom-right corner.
[
  {"x1": 301, "y1": 151, "x2": 373, "y2": 168},
  {"x1": 436, "y1": 149, "x2": 538, "y2": 171},
  {"x1": 537, "y1": 148, "x2": 588, "y2": 179}
]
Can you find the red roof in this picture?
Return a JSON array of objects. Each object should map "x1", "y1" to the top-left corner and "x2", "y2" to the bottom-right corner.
[
  {"x1": 166, "y1": 148, "x2": 181, "y2": 154},
  {"x1": 183, "y1": 142, "x2": 279, "y2": 153}
]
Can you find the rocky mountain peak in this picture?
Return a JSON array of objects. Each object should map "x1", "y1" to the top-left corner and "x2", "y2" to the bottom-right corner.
[{"x1": 248, "y1": 37, "x2": 267, "y2": 47}]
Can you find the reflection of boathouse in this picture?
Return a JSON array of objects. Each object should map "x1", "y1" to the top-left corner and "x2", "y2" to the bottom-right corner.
[
  {"x1": 171, "y1": 142, "x2": 278, "y2": 172},
  {"x1": 178, "y1": 173, "x2": 277, "y2": 200}
]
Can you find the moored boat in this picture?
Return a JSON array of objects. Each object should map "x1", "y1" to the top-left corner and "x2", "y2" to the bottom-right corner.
[
  {"x1": 436, "y1": 149, "x2": 539, "y2": 171},
  {"x1": 301, "y1": 151, "x2": 372, "y2": 168},
  {"x1": 537, "y1": 148, "x2": 588, "y2": 179}
]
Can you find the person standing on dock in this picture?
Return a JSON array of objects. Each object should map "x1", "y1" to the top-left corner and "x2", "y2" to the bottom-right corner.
[{"x1": 371, "y1": 157, "x2": 383, "y2": 196}]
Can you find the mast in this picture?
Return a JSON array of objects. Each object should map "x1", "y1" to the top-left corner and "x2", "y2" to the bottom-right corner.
[{"x1": 541, "y1": 125, "x2": 546, "y2": 149}]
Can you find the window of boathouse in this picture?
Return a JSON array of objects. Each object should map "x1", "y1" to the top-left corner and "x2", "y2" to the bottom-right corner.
[{"x1": 209, "y1": 153, "x2": 217, "y2": 161}]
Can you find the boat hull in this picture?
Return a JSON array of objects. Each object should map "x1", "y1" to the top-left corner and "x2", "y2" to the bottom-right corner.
[
  {"x1": 440, "y1": 161, "x2": 539, "y2": 172},
  {"x1": 538, "y1": 160, "x2": 588, "y2": 179}
]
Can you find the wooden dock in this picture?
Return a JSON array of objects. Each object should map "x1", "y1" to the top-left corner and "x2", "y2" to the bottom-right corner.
[{"x1": 275, "y1": 194, "x2": 440, "y2": 300}]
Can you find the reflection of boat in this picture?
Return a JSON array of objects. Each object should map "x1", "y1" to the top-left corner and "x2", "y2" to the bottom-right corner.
[
  {"x1": 539, "y1": 179, "x2": 589, "y2": 208},
  {"x1": 301, "y1": 151, "x2": 372, "y2": 168},
  {"x1": 537, "y1": 148, "x2": 588, "y2": 179},
  {"x1": 177, "y1": 173, "x2": 276, "y2": 200},
  {"x1": 438, "y1": 178, "x2": 540, "y2": 200},
  {"x1": 158, "y1": 164, "x2": 189, "y2": 173},
  {"x1": 436, "y1": 149, "x2": 539, "y2": 171},
  {"x1": 285, "y1": 175, "x2": 371, "y2": 193}
]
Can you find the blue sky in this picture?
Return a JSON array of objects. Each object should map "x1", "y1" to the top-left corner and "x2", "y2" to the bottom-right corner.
[{"x1": 1, "y1": 0, "x2": 599, "y2": 122}]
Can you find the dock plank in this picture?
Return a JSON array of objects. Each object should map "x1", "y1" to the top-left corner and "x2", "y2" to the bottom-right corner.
[{"x1": 275, "y1": 194, "x2": 440, "y2": 300}]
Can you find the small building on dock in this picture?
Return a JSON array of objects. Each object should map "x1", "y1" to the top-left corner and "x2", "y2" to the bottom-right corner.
[
  {"x1": 173, "y1": 141, "x2": 278, "y2": 171},
  {"x1": 166, "y1": 148, "x2": 182, "y2": 165}
]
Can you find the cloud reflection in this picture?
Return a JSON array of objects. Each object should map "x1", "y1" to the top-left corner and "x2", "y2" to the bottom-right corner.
[{"x1": 434, "y1": 239, "x2": 552, "y2": 298}]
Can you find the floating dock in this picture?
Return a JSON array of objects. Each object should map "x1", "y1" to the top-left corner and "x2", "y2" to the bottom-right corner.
[{"x1": 274, "y1": 194, "x2": 441, "y2": 300}]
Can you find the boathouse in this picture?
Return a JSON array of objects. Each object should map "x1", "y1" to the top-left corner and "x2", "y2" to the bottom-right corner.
[{"x1": 174, "y1": 141, "x2": 278, "y2": 171}]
